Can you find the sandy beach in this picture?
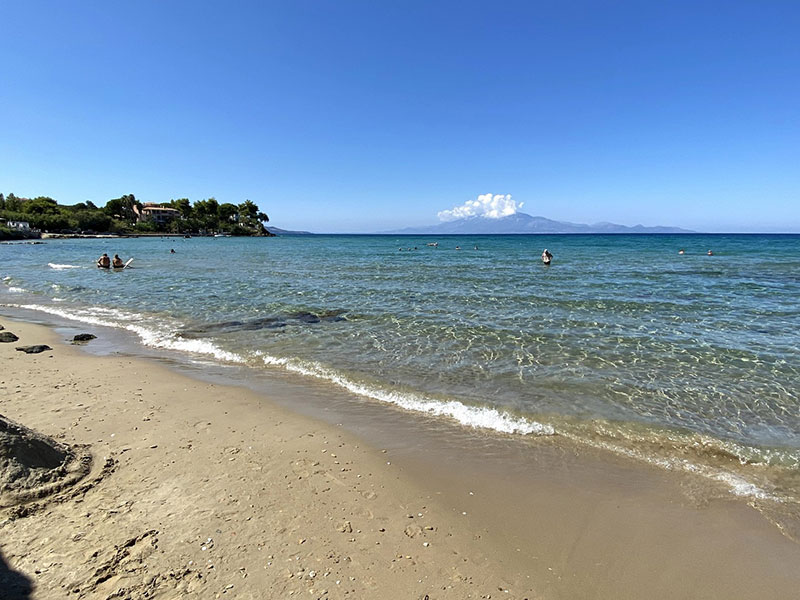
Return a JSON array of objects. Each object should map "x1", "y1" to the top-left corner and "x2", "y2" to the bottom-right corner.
[{"x1": 2, "y1": 316, "x2": 800, "y2": 600}]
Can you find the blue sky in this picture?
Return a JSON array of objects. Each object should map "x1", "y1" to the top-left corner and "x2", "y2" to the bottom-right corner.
[{"x1": 1, "y1": 1, "x2": 798, "y2": 232}]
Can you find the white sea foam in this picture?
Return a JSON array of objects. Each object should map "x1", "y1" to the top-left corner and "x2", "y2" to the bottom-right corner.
[
  {"x1": 48, "y1": 263, "x2": 82, "y2": 270},
  {"x1": 558, "y1": 429, "x2": 782, "y2": 502},
  {"x1": 7, "y1": 303, "x2": 245, "y2": 364},
  {"x1": 681, "y1": 461, "x2": 778, "y2": 500},
  {"x1": 8, "y1": 303, "x2": 137, "y2": 328},
  {"x1": 126, "y1": 323, "x2": 245, "y2": 363},
  {"x1": 8, "y1": 287, "x2": 25, "y2": 293},
  {"x1": 258, "y1": 353, "x2": 555, "y2": 436}
]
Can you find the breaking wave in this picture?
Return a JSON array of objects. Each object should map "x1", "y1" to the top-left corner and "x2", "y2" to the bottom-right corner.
[
  {"x1": 4, "y1": 303, "x2": 245, "y2": 364},
  {"x1": 2, "y1": 300, "x2": 794, "y2": 505}
]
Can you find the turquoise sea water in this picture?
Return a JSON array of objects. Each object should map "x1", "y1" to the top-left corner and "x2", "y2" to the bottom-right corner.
[{"x1": 2, "y1": 234, "x2": 799, "y2": 503}]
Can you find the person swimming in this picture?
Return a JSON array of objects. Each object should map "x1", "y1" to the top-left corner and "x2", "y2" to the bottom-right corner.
[
  {"x1": 112, "y1": 254, "x2": 124, "y2": 268},
  {"x1": 678, "y1": 249, "x2": 685, "y2": 255},
  {"x1": 96, "y1": 253, "x2": 110, "y2": 269}
]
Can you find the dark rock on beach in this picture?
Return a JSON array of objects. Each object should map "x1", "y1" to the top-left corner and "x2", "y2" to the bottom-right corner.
[
  {"x1": 0, "y1": 331, "x2": 19, "y2": 343},
  {"x1": 15, "y1": 345, "x2": 52, "y2": 354},
  {"x1": 73, "y1": 333, "x2": 97, "y2": 342}
]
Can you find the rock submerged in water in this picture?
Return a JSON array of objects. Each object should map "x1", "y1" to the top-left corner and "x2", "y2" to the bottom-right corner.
[
  {"x1": 72, "y1": 333, "x2": 97, "y2": 342},
  {"x1": 15, "y1": 345, "x2": 52, "y2": 354},
  {"x1": 178, "y1": 309, "x2": 348, "y2": 338},
  {"x1": 0, "y1": 331, "x2": 19, "y2": 343},
  {"x1": 0, "y1": 413, "x2": 91, "y2": 508}
]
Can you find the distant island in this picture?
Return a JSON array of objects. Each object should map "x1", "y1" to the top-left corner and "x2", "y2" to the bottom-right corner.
[
  {"x1": 265, "y1": 226, "x2": 313, "y2": 235},
  {"x1": 0, "y1": 192, "x2": 273, "y2": 240},
  {"x1": 384, "y1": 212, "x2": 694, "y2": 234}
]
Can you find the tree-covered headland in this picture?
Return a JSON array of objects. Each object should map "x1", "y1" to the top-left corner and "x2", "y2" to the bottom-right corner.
[{"x1": 0, "y1": 193, "x2": 272, "y2": 239}]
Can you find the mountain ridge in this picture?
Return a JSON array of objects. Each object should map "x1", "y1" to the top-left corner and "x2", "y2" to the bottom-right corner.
[{"x1": 383, "y1": 212, "x2": 693, "y2": 234}]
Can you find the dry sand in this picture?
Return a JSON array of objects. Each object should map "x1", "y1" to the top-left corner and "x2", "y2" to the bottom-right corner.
[{"x1": 1, "y1": 317, "x2": 799, "y2": 599}]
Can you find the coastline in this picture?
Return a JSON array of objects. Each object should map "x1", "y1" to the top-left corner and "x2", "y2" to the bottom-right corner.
[{"x1": 2, "y1": 316, "x2": 800, "y2": 599}]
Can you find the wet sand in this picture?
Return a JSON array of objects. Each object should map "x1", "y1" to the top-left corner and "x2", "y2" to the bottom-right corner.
[{"x1": 2, "y1": 316, "x2": 799, "y2": 599}]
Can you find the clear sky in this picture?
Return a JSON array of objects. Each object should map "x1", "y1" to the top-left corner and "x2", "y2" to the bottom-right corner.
[{"x1": 1, "y1": 1, "x2": 798, "y2": 232}]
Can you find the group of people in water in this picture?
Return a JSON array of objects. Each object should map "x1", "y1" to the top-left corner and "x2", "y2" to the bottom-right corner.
[
  {"x1": 679, "y1": 249, "x2": 714, "y2": 255},
  {"x1": 96, "y1": 245, "x2": 711, "y2": 271},
  {"x1": 399, "y1": 244, "x2": 480, "y2": 251},
  {"x1": 96, "y1": 253, "x2": 127, "y2": 269}
]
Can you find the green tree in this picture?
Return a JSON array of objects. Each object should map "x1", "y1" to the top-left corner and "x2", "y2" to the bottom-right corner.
[
  {"x1": 218, "y1": 202, "x2": 238, "y2": 223},
  {"x1": 205, "y1": 197, "x2": 219, "y2": 219},
  {"x1": 238, "y1": 199, "x2": 259, "y2": 220},
  {"x1": 22, "y1": 197, "x2": 59, "y2": 215},
  {"x1": 134, "y1": 220, "x2": 159, "y2": 233},
  {"x1": 109, "y1": 219, "x2": 132, "y2": 234},
  {"x1": 22, "y1": 211, "x2": 70, "y2": 232},
  {"x1": 194, "y1": 198, "x2": 220, "y2": 230},
  {"x1": 5, "y1": 193, "x2": 23, "y2": 212},
  {"x1": 76, "y1": 210, "x2": 112, "y2": 232},
  {"x1": 170, "y1": 198, "x2": 193, "y2": 219},
  {"x1": 104, "y1": 194, "x2": 139, "y2": 223}
]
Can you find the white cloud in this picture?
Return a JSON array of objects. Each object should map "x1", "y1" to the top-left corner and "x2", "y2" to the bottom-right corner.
[{"x1": 437, "y1": 193, "x2": 522, "y2": 222}]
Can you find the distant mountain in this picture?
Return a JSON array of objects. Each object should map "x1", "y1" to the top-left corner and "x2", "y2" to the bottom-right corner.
[
  {"x1": 384, "y1": 213, "x2": 693, "y2": 234},
  {"x1": 265, "y1": 226, "x2": 313, "y2": 235}
]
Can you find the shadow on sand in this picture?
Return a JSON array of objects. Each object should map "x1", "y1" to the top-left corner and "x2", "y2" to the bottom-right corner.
[{"x1": 0, "y1": 549, "x2": 33, "y2": 599}]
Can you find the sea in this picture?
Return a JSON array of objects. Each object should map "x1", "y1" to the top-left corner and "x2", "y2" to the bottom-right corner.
[{"x1": 2, "y1": 233, "x2": 799, "y2": 510}]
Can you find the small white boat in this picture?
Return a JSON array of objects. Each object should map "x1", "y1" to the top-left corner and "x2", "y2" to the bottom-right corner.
[{"x1": 214, "y1": 233, "x2": 231, "y2": 238}]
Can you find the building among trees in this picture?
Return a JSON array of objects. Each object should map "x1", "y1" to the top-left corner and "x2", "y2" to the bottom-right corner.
[{"x1": 134, "y1": 203, "x2": 181, "y2": 225}]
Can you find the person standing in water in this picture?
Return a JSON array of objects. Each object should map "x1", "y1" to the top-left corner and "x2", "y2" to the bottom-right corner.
[{"x1": 541, "y1": 249, "x2": 553, "y2": 264}]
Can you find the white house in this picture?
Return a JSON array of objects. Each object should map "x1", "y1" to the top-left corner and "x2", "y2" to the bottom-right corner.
[{"x1": 7, "y1": 220, "x2": 31, "y2": 231}]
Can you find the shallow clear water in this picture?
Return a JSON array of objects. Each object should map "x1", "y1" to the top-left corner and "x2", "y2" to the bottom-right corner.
[{"x1": 2, "y1": 234, "x2": 799, "y2": 501}]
